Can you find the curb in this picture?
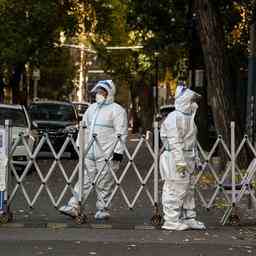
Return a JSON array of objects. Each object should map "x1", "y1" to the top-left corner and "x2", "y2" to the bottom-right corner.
[{"x1": 0, "y1": 222, "x2": 159, "y2": 230}]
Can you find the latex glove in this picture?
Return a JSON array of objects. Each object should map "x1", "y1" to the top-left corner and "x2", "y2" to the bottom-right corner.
[
  {"x1": 111, "y1": 161, "x2": 120, "y2": 171},
  {"x1": 195, "y1": 157, "x2": 203, "y2": 171},
  {"x1": 111, "y1": 153, "x2": 123, "y2": 172},
  {"x1": 176, "y1": 164, "x2": 187, "y2": 178}
]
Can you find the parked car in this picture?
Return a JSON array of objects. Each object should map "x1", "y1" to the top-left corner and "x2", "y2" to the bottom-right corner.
[
  {"x1": 72, "y1": 101, "x2": 90, "y2": 121},
  {"x1": 27, "y1": 100, "x2": 79, "y2": 156},
  {"x1": 0, "y1": 104, "x2": 36, "y2": 170}
]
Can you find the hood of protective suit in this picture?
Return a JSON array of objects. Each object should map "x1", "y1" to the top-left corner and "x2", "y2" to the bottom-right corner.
[
  {"x1": 174, "y1": 85, "x2": 199, "y2": 114},
  {"x1": 91, "y1": 80, "x2": 116, "y2": 104}
]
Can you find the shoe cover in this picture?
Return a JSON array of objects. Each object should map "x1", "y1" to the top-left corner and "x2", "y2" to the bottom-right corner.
[
  {"x1": 94, "y1": 210, "x2": 110, "y2": 220},
  {"x1": 162, "y1": 222, "x2": 189, "y2": 231},
  {"x1": 59, "y1": 205, "x2": 78, "y2": 218},
  {"x1": 182, "y1": 219, "x2": 206, "y2": 230}
]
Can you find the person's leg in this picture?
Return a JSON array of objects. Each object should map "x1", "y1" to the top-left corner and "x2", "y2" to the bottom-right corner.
[
  {"x1": 162, "y1": 179, "x2": 190, "y2": 230},
  {"x1": 94, "y1": 160, "x2": 118, "y2": 219},
  {"x1": 182, "y1": 176, "x2": 196, "y2": 219},
  {"x1": 59, "y1": 159, "x2": 96, "y2": 217},
  {"x1": 182, "y1": 175, "x2": 206, "y2": 229}
]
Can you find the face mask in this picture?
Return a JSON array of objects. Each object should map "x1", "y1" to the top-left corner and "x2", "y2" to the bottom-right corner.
[{"x1": 95, "y1": 93, "x2": 106, "y2": 104}]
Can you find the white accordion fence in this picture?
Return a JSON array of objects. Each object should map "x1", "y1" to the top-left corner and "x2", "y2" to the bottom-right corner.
[{"x1": 1, "y1": 120, "x2": 256, "y2": 225}]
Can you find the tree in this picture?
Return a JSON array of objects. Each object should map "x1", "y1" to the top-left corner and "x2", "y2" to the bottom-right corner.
[
  {"x1": 126, "y1": 0, "x2": 253, "y2": 151},
  {"x1": 192, "y1": 0, "x2": 252, "y2": 153},
  {"x1": 0, "y1": 0, "x2": 82, "y2": 103},
  {"x1": 38, "y1": 47, "x2": 76, "y2": 100},
  {"x1": 84, "y1": 0, "x2": 189, "y2": 132}
]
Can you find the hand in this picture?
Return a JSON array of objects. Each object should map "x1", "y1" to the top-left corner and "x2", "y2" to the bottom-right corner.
[
  {"x1": 112, "y1": 153, "x2": 123, "y2": 162},
  {"x1": 176, "y1": 164, "x2": 187, "y2": 178},
  {"x1": 195, "y1": 157, "x2": 203, "y2": 171},
  {"x1": 111, "y1": 160, "x2": 120, "y2": 172}
]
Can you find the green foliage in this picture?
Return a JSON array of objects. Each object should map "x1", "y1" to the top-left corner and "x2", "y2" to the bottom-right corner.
[
  {"x1": 38, "y1": 47, "x2": 76, "y2": 100},
  {"x1": 0, "y1": 0, "x2": 81, "y2": 69},
  {"x1": 0, "y1": 0, "x2": 84, "y2": 101},
  {"x1": 125, "y1": 0, "x2": 253, "y2": 81},
  {"x1": 127, "y1": 0, "x2": 188, "y2": 49}
]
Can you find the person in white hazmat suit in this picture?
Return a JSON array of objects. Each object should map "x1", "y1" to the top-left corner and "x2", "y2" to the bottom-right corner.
[
  {"x1": 160, "y1": 84, "x2": 206, "y2": 231},
  {"x1": 59, "y1": 80, "x2": 128, "y2": 220}
]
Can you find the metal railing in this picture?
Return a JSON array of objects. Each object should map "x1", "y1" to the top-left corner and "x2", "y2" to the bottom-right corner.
[
  {"x1": 0, "y1": 121, "x2": 160, "y2": 224},
  {"x1": 0, "y1": 121, "x2": 256, "y2": 225}
]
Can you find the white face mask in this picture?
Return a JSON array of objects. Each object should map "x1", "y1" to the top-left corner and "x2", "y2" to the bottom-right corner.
[{"x1": 95, "y1": 93, "x2": 106, "y2": 104}]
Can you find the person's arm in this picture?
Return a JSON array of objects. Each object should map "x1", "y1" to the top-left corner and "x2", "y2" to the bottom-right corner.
[
  {"x1": 173, "y1": 116, "x2": 186, "y2": 166},
  {"x1": 112, "y1": 106, "x2": 128, "y2": 161},
  {"x1": 76, "y1": 109, "x2": 89, "y2": 148},
  {"x1": 193, "y1": 127, "x2": 202, "y2": 170},
  {"x1": 165, "y1": 116, "x2": 186, "y2": 173}
]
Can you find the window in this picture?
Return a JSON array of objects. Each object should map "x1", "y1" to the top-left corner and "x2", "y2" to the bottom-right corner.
[
  {"x1": 29, "y1": 103, "x2": 76, "y2": 122},
  {"x1": 0, "y1": 108, "x2": 27, "y2": 127}
]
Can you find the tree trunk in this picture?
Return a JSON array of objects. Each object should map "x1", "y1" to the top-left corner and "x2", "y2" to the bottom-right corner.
[
  {"x1": 0, "y1": 73, "x2": 5, "y2": 103},
  {"x1": 138, "y1": 82, "x2": 154, "y2": 133},
  {"x1": 187, "y1": 0, "x2": 210, "y2": 150},
  {"x1": 193, "y1": 0, "x2": 247, "y2": 165},
  {"x1": 10, "y1": 64, "x2": 24, "y2": 104},
  {"x1": 130, "y1": 84, "x2": 140, "y2": 133}
]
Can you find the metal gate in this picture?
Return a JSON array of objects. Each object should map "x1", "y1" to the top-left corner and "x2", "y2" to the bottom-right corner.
[
  {"x1": 1, "y1": 121, "x2": 256, "y2": 225},
  {"x1": 0, "y1": 121, "x2": 160, "y2": 224},
  {"x1": 194, "y1": 122, "x2": 256, "y2": 224}
]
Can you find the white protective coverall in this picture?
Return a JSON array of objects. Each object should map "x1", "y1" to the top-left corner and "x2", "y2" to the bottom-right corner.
[
  {"x1": 160, "y1": 85, "x2": 205, "y2": 230},
  {"x1": 60, "y1": 80, "x2": 128, "y2": 219}
]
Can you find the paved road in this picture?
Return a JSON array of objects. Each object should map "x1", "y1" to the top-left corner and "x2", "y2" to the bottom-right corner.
[
  {"x1": 1, "y1": 241, "x2": 254, "y2": 256},
  {"x1": 0, "y1": 228, "x2": 255, "y2": 256}
]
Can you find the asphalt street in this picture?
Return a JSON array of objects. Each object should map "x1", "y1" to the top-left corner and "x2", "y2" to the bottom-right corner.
[
  {"x1": 0, "y1": 228, "x2": 255, "y2": 256},
  {"x1": 0, "y1": 241, "x2": 254, "y2": 256}
]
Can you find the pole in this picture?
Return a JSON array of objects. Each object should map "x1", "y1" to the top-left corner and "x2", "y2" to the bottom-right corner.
[
  {"x1": 32, "y1": 68, "x2": 40, "y2": 101},
  {"x1": 247, "y1": 22, "x2": 256, "y2": 143},
  {"x1": 154, "y1": 52, "x2": 159, "y2": 117},
  {"x1": 78, "y1": 47, "x2": 84, "y2": 102},
  {"x1": 33, "y1": 79, "x2": 38, "y2": 100},
  {"x1": 231, "y1": 122, "x2": 236, "y2": 206},
  {"x1": 78, "y1": 121, "x2": 85, "y2": 205},
  {"x1": 153, "y1": 121, "x2": 159, "y2": 206}
]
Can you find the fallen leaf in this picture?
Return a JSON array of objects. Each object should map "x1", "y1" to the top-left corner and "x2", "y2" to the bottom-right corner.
[{"x1": 193, "y1": 238, "x2": 206, "y2": 241}]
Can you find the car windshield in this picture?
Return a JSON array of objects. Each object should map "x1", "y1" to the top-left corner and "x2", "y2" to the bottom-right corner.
[
  {"x1": 0, "y1": 108, "x2": 27, "y2": 127},
  {"x1": 29, "y1": 103, "x2": 76, "y2": 122}
]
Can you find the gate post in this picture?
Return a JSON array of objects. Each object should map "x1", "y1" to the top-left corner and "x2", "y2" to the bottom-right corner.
[
  {"x1": 76, "y1": 120, "x2": 86, "y2": 224},
  {"x1": 231, "y1": 122, "x2": 236, "y2": 206},
  {"x1": 229, "y1": 121, "x2": 240, "y2": 223},
  {"x1": 151, "y1": 121, "x2": 162, "y2": 225},
  {"x1": 0, "y1": 120, "x2": 12, "y2": 223}
]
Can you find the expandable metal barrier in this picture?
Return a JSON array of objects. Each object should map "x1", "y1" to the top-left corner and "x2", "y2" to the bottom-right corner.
[{"x1": 0, "y1": 120, "x2": 255, "y2": 225}]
